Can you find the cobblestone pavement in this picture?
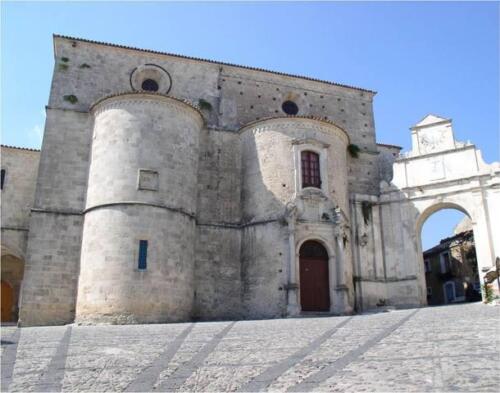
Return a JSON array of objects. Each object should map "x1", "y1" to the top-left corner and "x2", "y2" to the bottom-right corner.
[{"x1": 1, "y1": 303, "x2": 499, "y2": 392}]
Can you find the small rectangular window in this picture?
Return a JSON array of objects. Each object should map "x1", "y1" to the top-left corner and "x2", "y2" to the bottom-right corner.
[
  {"x1": 301, "y1": 151, "x2": 321, "y2": 188},
  {"x1": 424, "y1": 259, "x2": 431, "y2": 273},
  {"x1": 1, "y1": 169, "x2": 5, "y2": 190},
  {"x1": 440, "y1": 252, "x2": 451, "y2": 273},
  {"x1": 138, "y1": 240, "x2": 148, "y2": 270}
]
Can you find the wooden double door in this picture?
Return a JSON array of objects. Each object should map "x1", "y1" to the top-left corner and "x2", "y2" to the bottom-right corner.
[
  {"x1": 299, "y1": 241, "x2": 330, "y2": 311},
  {"x1": 1, "y1": 281, "x2": 13, "y2": 322}
]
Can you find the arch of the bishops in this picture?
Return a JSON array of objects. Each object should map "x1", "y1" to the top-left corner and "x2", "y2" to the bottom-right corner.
[{"x1": 376, "y1": 115, "x2": 500, "y2": 308}]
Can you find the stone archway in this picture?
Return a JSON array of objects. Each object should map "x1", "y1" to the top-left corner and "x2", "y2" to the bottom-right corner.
[
  {"x1": 376, "y1": 115, "x2": 500, "y2": 307},
  {"x1": 417, "y1": 204, "x2": 480, "y2": 305}
]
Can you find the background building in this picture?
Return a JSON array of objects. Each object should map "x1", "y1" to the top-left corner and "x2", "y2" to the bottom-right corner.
[{"x1": 423, "y1": 217, "x2": 481, "y2": 305}]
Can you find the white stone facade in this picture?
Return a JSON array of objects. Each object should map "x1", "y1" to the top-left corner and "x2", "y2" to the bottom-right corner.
[{"x1": 1, "y1": 36, "x2": 498, "y2": 326}]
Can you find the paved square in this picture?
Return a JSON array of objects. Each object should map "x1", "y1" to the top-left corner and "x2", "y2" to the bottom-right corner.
[{"x1": 1, "y1": 303, "x2": 499, "y2": 392}]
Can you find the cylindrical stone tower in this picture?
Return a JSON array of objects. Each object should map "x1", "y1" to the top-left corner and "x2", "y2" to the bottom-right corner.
[
  {"x1": 241, "y1": 116, "x2": 350, "y2": 221},
  {"x1": 240, "y1": 116, "x2": 350, "y2": 318},
  {"x1": 76, "y1": 92, "x2": 203, "y2": 324}
]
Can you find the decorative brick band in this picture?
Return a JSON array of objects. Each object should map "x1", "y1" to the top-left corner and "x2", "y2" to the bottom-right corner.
[
  {"x1": 83, "y1": 201, "x2": 196, "y2": 219},
  {"x1": 90, "y1": 92, "x2": 204, "y2": 126},
  {"x1": 239, "y1": 116, "x2": 350, "y2": 145}
]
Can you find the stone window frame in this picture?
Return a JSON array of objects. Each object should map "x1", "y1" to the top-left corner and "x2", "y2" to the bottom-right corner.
[
  {"x1": 137, "y1": 168, "x2": 159, "y2": 191},
  {"x1": 130, "y1": 63, "x2": 172, "y2": 94},
  {"x1": 439, "y1": 251, "x2": 451, "y2": 273},
  {"x1": 424, "y1": 258, "x2": 431, "y2": 273},
  {"x1": 443, "y1": 280, "x2": 456, "y2": 303},
  {"x1": 292, "y1": 138, "x2": 330, "y2": 196},
  {"x1": 301, "y1": 151, "x2": 321, "y2": 188}
]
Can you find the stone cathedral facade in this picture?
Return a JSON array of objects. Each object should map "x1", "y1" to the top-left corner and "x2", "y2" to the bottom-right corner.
[{"x1": 1, "y1": 35, "x2": 499, "y2": 326}]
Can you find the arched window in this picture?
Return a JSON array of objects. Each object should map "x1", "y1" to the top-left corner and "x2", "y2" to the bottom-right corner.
[
  {"x1": 141, "y1": 79, "x2": 159, "y2": 92},
  {"x1": 301, "y1": 151, "x2": 321, "y2": 188}
]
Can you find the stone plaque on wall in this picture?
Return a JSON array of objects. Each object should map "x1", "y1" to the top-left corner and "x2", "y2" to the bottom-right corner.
[
  {"x1": 429, "y1": 157, "x2": 445, "y2": 181},
  {"x1": 138, "y1": 169, "x2": 159, "y2": 191}
]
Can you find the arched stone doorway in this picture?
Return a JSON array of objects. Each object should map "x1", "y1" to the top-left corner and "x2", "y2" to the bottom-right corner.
[{"x1": 299, "y1": 240, "x2": 330, "y2": 311}]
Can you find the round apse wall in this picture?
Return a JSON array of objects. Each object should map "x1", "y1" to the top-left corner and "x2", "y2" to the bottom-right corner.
[
  {"x1": 282, "y1": 100, "x2": 299, "y2": 115},
  {"x1": 130, "y1": 64, "x2": 172, "y2": 94}
]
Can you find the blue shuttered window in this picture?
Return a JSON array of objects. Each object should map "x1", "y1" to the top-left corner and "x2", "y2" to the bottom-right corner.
[{"x1": 138, "y1": 240, "x2": 148, "y2": 270}]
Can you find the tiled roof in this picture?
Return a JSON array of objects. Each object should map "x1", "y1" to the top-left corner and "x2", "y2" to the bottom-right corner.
[
  {"x1": 54, "y1": 34, "x2": 377, "y2": 95},
  {"x1": 1, "y1": 144, "x2": 40, "y2": 152},
  {"x1": 423, "y1": 230, "x2": 473, "y2": 255},
  {"x1": 377, "y1": 143, "x2": 402, "y2": 150}
]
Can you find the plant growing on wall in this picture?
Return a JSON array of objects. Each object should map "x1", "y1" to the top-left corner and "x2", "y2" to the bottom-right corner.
[
  {"x1": 79, "y1": 63, "x2": 91, "y2": 69},
  {"x1": 57, "y1": 57, "x2": 72, "y2": 71},
  {"x1": 63, "y1": 95, "x2": 78, "y2": 104},
  {"x1": 348, "y1": 144, "x2": 361, "y2": 158},
  {"x1": 198, "y1": 98, "x2": 212, "y2": 111},
  {"x1": 482, "y1": 283, "x2": 494, "y2": 303}
]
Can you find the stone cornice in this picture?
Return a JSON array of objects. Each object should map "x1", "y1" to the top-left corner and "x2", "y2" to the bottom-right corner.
[
  {"x1": 239, "y1": 116, "x2": 350, "y2": 145},
  {"x1": 410, "y1": 118, "x2": 451, "y2": 131},
  {"x1": 396, "y1": 144, "x2": 475, "y2": 162},
  {"x1": 83, "y1": 201, "x2": 196, "y2": 219},
  {"x1": 90, "y1": 92, "x2": 204, "y2": 126}
]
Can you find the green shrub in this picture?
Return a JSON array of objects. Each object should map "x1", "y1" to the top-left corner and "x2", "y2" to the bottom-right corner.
[
  {"x1": 58, "y1": 63, "x2": 69, "y2": 71},
  {"x1": 61, "y1": 57, "x2": 69, "y2": 62},
  {"x1": 482, "y1": 283, "x2": 494, "y2": 303},
  {"x1": 348, "y1": 144, "x2": 361, "y2": 158},
  {"x1": 63, "y1": 95, "x2": 78, "y2": 104},
  {"x1": 198, "y1": 98, "x2": 212, "y2": 111}
]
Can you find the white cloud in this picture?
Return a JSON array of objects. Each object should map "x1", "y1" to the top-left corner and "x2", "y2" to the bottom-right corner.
[{"x1": 28, "y1": 124, "x2": 43, "y2": 146}]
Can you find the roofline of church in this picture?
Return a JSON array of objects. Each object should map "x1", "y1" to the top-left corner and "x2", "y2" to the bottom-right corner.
[
  {"x1": 377, "y1": 142, "x2": 402, "y2": 150},
  {"x1": 1, "y1": 144, "x2": 40, "y2": 152},
  {"x1": 53, "y1": 34, "x2": 377, "y2": 95}
]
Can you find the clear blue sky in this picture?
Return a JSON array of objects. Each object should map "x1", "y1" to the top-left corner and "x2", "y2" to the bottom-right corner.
[{"x1": 1, "y1": 1, "x2": 498, "y2": 249}]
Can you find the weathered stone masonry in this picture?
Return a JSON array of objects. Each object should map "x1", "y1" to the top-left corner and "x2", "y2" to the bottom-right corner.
[{"x1": 1, "y1": 35, "x2": 498, "y2": 326}]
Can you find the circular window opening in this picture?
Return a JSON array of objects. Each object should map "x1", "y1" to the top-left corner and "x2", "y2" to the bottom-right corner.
[
  {"x1": 282, "y1": 100, "x2": 299, "y2": 115},
  {"x1": 141, "y1": 79, "x2": 159, "y2": 92}
]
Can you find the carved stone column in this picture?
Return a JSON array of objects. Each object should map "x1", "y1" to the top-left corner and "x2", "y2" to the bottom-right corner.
[
  {"x1": 285, "y1": 202, "x2": 300, "y2": 316},
  {"x1": 332, "y1": 207, "x2": 350, "y2": 313}
]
